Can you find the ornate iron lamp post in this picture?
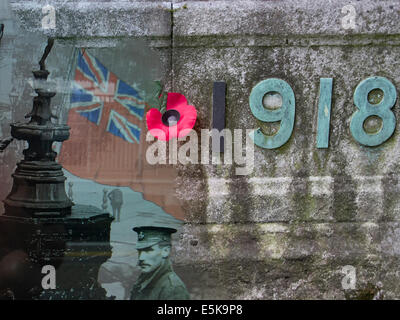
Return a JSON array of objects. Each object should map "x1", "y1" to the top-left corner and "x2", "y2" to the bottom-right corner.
[
  {"x1": 0, "y1": 35, "x2": 113, "y2": 299},
  {"x1": 3, "y1": 39, "x2": 73, "y2": 217}
]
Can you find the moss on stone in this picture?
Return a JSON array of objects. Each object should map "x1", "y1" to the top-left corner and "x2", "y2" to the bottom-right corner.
[{"x1": 344, "y1": 283, "x2": 382, "y2": 300}]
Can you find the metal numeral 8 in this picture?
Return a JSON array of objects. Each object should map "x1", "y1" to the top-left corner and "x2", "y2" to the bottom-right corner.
[{"x1": 350, "y1": 76, "x2": 397, "y2": 146}]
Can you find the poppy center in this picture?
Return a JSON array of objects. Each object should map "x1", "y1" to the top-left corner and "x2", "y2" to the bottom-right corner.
[{"x1": 161, "y1": 109, "x2": 181, "y2": 126}]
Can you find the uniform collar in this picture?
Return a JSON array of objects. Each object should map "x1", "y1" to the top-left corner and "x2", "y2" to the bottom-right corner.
[{"x1": 136, "y1": 259, "x2": 172, "y2": 292}]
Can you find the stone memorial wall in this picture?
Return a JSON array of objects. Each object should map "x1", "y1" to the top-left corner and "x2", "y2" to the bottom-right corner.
[{"x1": 1, "y1": 0, "x2": 400, "y2": 299}]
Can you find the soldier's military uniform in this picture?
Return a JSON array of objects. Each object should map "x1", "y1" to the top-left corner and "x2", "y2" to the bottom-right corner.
[
  {"x1": 130, "y1": 258, "x2": 189, "y2": 300},
  {"x1": 130, "y1": 222, "x2": 190, "y2": 300}
]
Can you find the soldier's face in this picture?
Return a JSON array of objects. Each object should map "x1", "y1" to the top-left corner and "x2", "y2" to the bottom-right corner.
[{"x1": 137, "y1": 244, "x2": 168, "y2": 274}]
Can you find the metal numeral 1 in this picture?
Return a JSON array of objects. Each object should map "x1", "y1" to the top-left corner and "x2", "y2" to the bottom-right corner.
[{"x1": 316, "y1": 78, "x2": 333, "y2": 148}]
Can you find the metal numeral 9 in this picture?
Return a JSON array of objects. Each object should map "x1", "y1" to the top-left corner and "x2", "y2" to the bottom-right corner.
[{"x1": 249, "y1": 78, "x2": 295, "y2": 149}]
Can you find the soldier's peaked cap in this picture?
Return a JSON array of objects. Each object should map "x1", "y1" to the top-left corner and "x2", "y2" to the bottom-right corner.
[{"x1": 132, "y1": 211, "x2": 183, "y2": 250}]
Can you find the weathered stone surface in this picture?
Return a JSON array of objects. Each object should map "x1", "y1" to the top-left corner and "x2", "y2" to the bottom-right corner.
[
  {"x1": 173, "y1": 45, "x2": 400, "y2": 225},
  {"x1": 170, "y1": 0, "x2": 400, "y2": 299},
  {"x1": 11, "y1": 1, "x2": 172, "y2": 38},
  {"x1": 3, "y1": 0, "x2": 400, "y2": 299},
  {"x1": 173, "y1": 0, "x2": 400, "y2": 37}
]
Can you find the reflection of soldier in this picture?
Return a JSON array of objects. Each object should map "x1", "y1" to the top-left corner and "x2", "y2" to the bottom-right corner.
[
  {"x1": 107, "y1": 188, "x2": 123, "y2": 222},
  {"x1": 130, "y1": 224, "x2": 190, "y2": 300}
]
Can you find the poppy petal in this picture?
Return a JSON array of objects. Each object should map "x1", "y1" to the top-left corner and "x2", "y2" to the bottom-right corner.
[
  {"x1": 172, "y1": 104, "x2": 197, "y2": 138},
  {"x1": 166, "y1": 93, "x2": 188, "y2": 110},
  {"x1": 146, "y1": 108, "x2": 175, "y2": 141},
  {"x1": 147, "y1": 92, "x2": 197, "y2": 141}
]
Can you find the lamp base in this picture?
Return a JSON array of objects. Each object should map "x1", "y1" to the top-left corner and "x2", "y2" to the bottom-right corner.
[{"x1": 0, "y1": 204, "x2": 114, "y2": 300}]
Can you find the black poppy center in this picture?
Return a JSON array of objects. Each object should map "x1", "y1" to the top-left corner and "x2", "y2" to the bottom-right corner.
[{"x1": 162, "y1": 109, "x2": 181, "y2": 126}]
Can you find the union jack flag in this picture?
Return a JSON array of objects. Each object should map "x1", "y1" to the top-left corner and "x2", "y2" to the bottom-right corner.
[
  {"x1": 58, "y1": 48, "x2": 185, "y2": 221},
  {"x1": 59, "y1": 48, "x2": 148, "y2": 183},
  {"x1": 70, "y1": 49, "x2": 144, "y2": 144}
]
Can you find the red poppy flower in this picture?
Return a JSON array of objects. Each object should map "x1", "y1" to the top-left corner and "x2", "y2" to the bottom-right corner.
[{"x1": 146, "y1": 92, "x2": 197, "y2": 141}]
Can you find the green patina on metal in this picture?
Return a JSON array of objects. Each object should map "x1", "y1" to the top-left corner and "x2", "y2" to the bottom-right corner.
[
  {"x1": 350, "y1": 76, "x2": 397, "y2": 147},
  {"x1": 249, "y1": 78, "x2": 295, "y2": 149},
  {"x1": 316, "y1": 78, "x2": 333, "y2": 149}
]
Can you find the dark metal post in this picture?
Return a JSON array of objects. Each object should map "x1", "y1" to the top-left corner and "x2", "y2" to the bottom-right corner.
[{"x1": 212, "y1": 81, "x2": 226, "y2": 153}]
